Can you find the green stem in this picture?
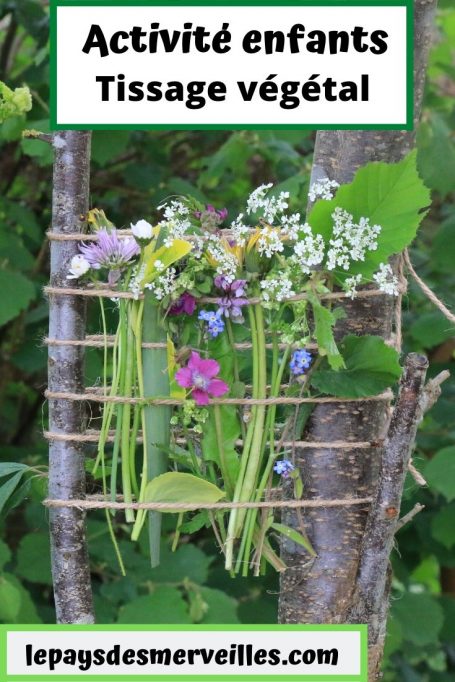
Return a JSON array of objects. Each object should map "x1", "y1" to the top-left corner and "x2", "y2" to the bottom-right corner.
[
  {"x1": 214, "y1": 404, "x2": 234, "y2": 498},
  {"x1": 121, "y1": 306, "x2": 135, "y2": 523}
]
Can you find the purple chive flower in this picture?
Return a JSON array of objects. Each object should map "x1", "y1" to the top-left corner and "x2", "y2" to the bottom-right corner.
[
  {"x1": 215, "y1": 276, "x2": 248, "y2": 323},
  {"x1": 273, "y1": 460, "x2": 295, "y2": 478},
  {"x1": 199, "y1": 309, "x2": 225, "y2": 338},
  {"x1": 169, "y1": 292, "x2": 197, "y2": 316},
  {"x1": 79, "y1": 229, "x2": 140, "y2": 286},
  {"x1": 290, "y1": 349, "x2": 312, "y2": 376},
  {"x1": 175, "y1": 351, "x2": 229, "y2": 406}
]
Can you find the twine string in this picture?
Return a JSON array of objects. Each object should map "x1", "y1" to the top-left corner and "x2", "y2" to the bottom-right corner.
[{"x1": 43, "y1": 496, "x2": 374, "y2": 511}]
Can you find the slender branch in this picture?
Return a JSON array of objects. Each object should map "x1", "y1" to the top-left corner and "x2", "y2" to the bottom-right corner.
[
  {"x1": 48, "y1": 131, "x2": 95, "y2": 624},
  {"x1": 347, "y1": 354, "x2": 429, "y2": 678},
  {"x1": 396, "y1": 503, "x2": 425, "y2": 532}
]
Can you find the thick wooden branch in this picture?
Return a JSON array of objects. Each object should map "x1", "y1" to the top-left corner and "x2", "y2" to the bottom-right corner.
[
  {"x1": 347, "y1": 353, "x2": 429, "y2": 679},
  {"x1": 48, "y1": 131, "x2": 95, "y2": 624}
]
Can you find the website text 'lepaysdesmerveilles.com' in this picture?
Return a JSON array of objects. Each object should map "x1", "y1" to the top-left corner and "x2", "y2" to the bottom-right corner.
[{"x1": 3, "y1": 626, "x2": 367, "y2": 680}]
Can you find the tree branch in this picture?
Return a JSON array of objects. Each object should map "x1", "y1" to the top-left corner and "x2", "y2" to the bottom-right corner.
[
  {"x1": 347, "y1": 353, "x2": 429, "y2": 679},
  {"x1": 48, "y1": 131, "x2": 95, "y2": 624}
]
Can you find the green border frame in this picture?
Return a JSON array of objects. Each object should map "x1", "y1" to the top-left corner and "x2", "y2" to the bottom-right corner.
[
  {"x1": 1, "y1": 624, "x2": 367, "y2": 682},
  {"x1": 49, "y1": 0, "x2": 414, "y2": 130}
]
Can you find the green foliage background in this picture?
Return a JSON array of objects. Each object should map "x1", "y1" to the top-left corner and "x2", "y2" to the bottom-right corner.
[{"x1": 0, "y1": 1, "x2": 454, "y2": 678}]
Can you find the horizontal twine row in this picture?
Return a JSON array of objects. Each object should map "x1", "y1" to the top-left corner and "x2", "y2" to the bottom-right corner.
[
  {"x1": 46, "y1": 229, "x2": 241, "y2": 242},
  {"x1": 43, "y1": 496, "x2": 374, "y2": 511},
  {"x1": 44, "y1": 285, "x2": 396, "y2": 305},
  {"x1": 44, "y1": 389, "x2": 393, "y2": 406},
  {"x1": 44, "y1": 336, "x2": 319, "y2": 352},
  {"x1": 42, "y1": 430, "x2": 377, "y2": 449}
]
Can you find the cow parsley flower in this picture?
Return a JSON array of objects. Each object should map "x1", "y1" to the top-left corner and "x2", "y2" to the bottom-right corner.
[
  {"x1": 280, "y1": 213, "x2": 303, "y2": 241},
  {"x1": 67, "y1": 254, "x2": 91, "y2": 279},
  {"x1": 308, "y1": 178, "x2": 340, "y2": 202},
  {"x1": 175, "y1": 351, "x2": 229, "y2": 406},
  {"x1": 246, "y1": 184, "x2": 289, "y2": 223},
  {"x1": 199, "y1": 309, "x2": 225, "y2": 337},
  {"x1": 290, "y1": 349, "x2": 312, "y2": 375},
  {"x1": 260, "y1": 274, "x2": 295, "y2": 308},
  {"x1": 373, "y1": 262, "x2": 400, "y2": 296},
  {"x1": 206, "y1": 236, "x2": 238, "y2": 283},
  {"x1": 292, "y1": 233, "x2": 325, "y2": 273},
  {"x1": 326, "y1": 208, "x2": 381, "y2": 271},
  {"x1": 145, "y1": 267, "x2": 177, "y2": 300},
  {"x1": 230, "y1": 214, "x2": 250, "y2": 246},
  {"x1": 157, "y1": 200, "x2": 192, "y2": 247},
  {"x1": 273, "y1": 460, "x2": 295, "y2": 478},
  {"x1": 256, "y1": 227, "x2": 285, "y2": 258},
  {"x1": 78, "y1": 229, "x2": 140, "y2": 285},
  {"x1": 343, "y1": 273, "x2": 363, "y2": 299}
]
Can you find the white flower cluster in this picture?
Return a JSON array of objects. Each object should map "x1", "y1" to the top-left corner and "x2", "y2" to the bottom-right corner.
[
  {"x1": 343, "y1": 274, "x2": 363, "y2": 299},
  {"x1": 326, "y1": 208, "x2": 381, "y2": 271},
  {"x1": 308, "y1": 178, "x2": 340, "y2": 202},
  {"x1": 257, "y1": 227, "x2": 285, "y2": 258},
  {"x1": 260, "y1": 274, "x2": 295, "y2": 307},
  {"x1": 280, "y1": 213, "x2": 303, "y2": 241},
  {"x1": 206, "y1": 235, "x2": 238, "y2": 283},
  {"x1": 157, "y1": 200, "x2": 192, "y2": 247},
  {"x1": 230, "y1": 214, "x2": 250, "y2": 246},
  {"x1": 129, "y1": 263, "x2": 146, "y2": 300},
  {"x1": 292, "y1": 226, "x2": 325, "y2": 274},
  {"x1": 373, "y1": 262, "x2": 400, "y2": 296},
  {"x1": 246, "y1": 183, "x2": 290, "y2": 223},
  {"x1": 146, "y1": 267, "x2": 177, "y2": 300}
]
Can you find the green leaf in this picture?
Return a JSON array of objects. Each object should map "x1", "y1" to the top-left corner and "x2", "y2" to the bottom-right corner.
[
  {"x1": 425, "y1": 447, "x2": 455, "y2": 501},
  {"x1": 144, "y1": 472, "x2": 225, "y2": 513},
  {"x1": 0, "y1": 472, "x2": 25, "y2": 515},
  {"x1": 148, "y1": 543, "x2": 212, "y2": 584},
  {"x1": 0, "y1": 270, "x2": 35, "y2": 327},
  {"x1": 417, "y1": 115, "x2": 455, "y2": 197},
  {"x1": 431, "y1": 503, "x2": 455, "y2": 549},
  {"x1": 16, "y1": 533, "x2": 52, "y2": 585},
  {"x1": 118, "y1": 586, "x2": 190, "y2": 624},
  {"x1": 1, "y1": 574, "x2": 41, "y2": 623},
  {"x1": 410, "y1": 312, "x2": 455, "y2": 348},
  {"x1": 392, "y1": 593, "x2": 444, "y2": 645},
  {"x1": 310, "y1": 296, "x2": 345, "y2": 370},
  {"x1": 308, "y1": 151, "x2": 431, "y2": 282},
  {"x1": 311, "y1": 335, "x2": 402, "y2": 398},
  {"x1": 198, "y1": 587, "x2": 239, "y2": 624},
  {"x1": 0, "y1": 577, "x2": 21, "y2": 622},
  {"x1": 271, "y1": 523, "x2": 316, "y2": 556},
  {"x1": 179, "y1": 511, "x2": 210, "y2": 534},
  {"x1": 0, "y1": 463, "x2": 30, "y2": 479},
  {"x1": 91, "y1": 131, "x2": 131, "y2": 166}
]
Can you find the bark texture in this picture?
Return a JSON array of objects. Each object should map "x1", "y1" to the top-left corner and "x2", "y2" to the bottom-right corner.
[
  {"x1": 48, "y1": 131, "x2": 95, "y2": 623},
  {"x1": 279, "y1": 0, "x2": 437, "y2": 638},
  {"x1": 348, "y1": 354, "x2": 429, "y2": 679}
]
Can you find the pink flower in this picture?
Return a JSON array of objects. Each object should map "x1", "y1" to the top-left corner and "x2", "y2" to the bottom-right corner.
[{"x1": 175, "y1": 352, "x2": 229, "y2": 406}]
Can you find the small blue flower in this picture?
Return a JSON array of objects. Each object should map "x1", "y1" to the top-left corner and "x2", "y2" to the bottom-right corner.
[
  {"x1": 273, "y1": 460, "x2": 295, "y2": 478},
  {"x1": 198, "y1": 309, "x2": 225, "y2": 338},
  {"x1": 290, "y1": 349, "x2": 312, "y2": 376}
]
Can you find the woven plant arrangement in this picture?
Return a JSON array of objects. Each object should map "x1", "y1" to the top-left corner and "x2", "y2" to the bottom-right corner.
[{"x1": 45, "y1": 151, "x2": 430, "y2": 577}]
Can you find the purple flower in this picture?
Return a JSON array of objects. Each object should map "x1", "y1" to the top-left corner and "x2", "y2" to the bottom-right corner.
[
  {"x1": 169, "y1": 292, "x2": 197, "y2": 316},
  {"x1": 199, "y1": 309, "x2": 225, "y2": 337},
  {"x1": 215, "y1": 276, "x2": 248, "y2": 323},
  {"x1": 273, "y1": 460, "x2": 295, "y2": 478},
  {"x1": 79, "y1": 229, "x2": 140, "y2": 285},
  {"x1": 175, "y1": 351, "x2": 229, "y2": 406}
]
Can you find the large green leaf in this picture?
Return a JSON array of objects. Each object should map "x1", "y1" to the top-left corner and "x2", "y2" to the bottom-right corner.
[
  {"x1": 16, "y1": 533, "x2": 52, "y2": 585},
  {"x1": 311, "y1": 335, "x2": 401, "y2": 398},
  {"x1": 425, "y1": 447, "x2": 455, "y2": 501},
  {"x1": 431, "y1": 503, "x2": 455, "y2": 549},
  {"x1": 0, "y1": 576, "x2": 21, "y2": 622},
  {"x1": 118, "y1": 586, "x2": 190, "y2": 624},
  {"x1": 144, "y1": 473, "x2": 225, "y2": 513},
  {"x1": 198, "y1": 587, "x2": 239, "y2": 624},
  {"x1": 0, "y1": 270, "x2": 35, "y2": 327},
  {"x1": 392, "y1": 593, "x2": 444, "y2": 645},
  {"x1": 0, "y1": 471, "x2": 25, "y2": 515},
  {"x1": 308, "y1": 151, "x2": 431, "y2": 282}
]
